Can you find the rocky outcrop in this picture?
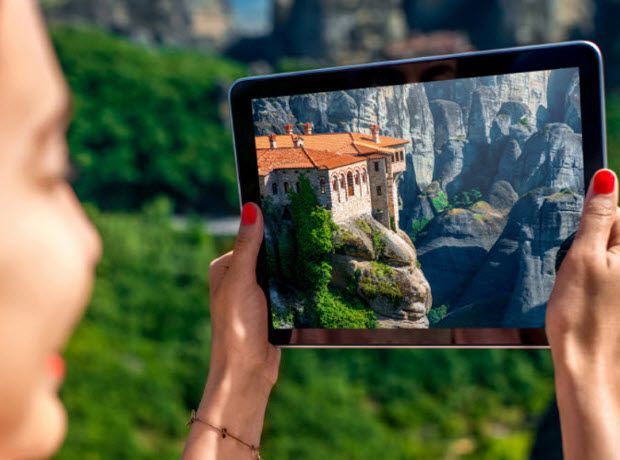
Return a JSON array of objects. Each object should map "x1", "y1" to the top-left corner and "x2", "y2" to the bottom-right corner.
[
  {"x1": 43, "y1": 0, "x2": 232, "y2": 46},
  {"x1": 450, "y1": 188, "x2": 583, "y2": 327},
  {"x1": 565, "y1": 74, "x2": 582, "y2": 133},
  {"x1": 514, "y1": 123, "x2": 583, "y2": 195},
  {"x1": 331, "y1": 215, "x2": 432, "y2": 327},
  {"x1": 487, "y1": 180, "x2": 518, "y2": 210},
  {"x1": 415, "y1": 201, "x2": 507, "y2": 306},
  {"x1": 430, "y1": 99, "x2": 466, "y2": 152}
]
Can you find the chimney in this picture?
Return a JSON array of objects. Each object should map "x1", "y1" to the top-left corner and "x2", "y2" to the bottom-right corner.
[
  {"x1": 293, "y1": 136, "x2": 304, "y2": 148},
  {"x1": 370, "y1": 124, "x2": 380, "y2": 143},
  {"x1": 303, "y1": 122, "x2": 313, "y2": 135},
  {"x1": 268, "y1": 133, "x2": 277, "y2": 149},
  {"x1": 284, "y1": 123, "x2": 294, "y2": 135}
]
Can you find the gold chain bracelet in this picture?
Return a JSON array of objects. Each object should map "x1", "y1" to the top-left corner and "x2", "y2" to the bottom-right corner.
[{"x1": 187, "y1": 409, "x2": 262, "y2": 460}]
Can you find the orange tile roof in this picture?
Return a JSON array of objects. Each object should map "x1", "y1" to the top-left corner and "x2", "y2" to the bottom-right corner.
[
  {"x1": 257, "y1": 147, "x2": 366, "y2": 175},
  {"x1": 256, "y1": 131, "x2": 409, "y2": 175}
]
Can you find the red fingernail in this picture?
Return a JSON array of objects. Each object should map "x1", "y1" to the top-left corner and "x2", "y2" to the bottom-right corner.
[
  {"x1": 241, "y1": 203, "x2": 257, "y2": 225},
  {"x1": 593, "y1": 169, "x2": 615, "y2": 194}
]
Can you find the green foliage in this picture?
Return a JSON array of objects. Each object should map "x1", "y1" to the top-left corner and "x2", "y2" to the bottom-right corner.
[
  {"x1": 315, "y1": 288, "x2": 377, "y2": 328},
  {"x1": 288, "y1": 175, "x2": 335, "y2": 292},
  {"x1": 518, "y1": 116, "x2": 529, "y2": 126},
  {"x1": 411, "y1": 217, "x2": 430, "y2": 242},
  {"x1": 355, "y1": 219, "x2": 372, "y2": 236},
  {"x1": 428, "y1": 305, "x2": 449, "y2": 326},
  {"x1": 359, "y1": 262, "x2": 402, "y2": 304},
  {"x1": 389, "y1": 216, "x2": 396, "y2": 232},
  {"x1": 51, "y1": 26, "x2": 246, "y2": 215},
  {"x1": 371, "y1": 229, "x2": 387, "y2": 260},
  {"x1": 608, "y1": 94, "x2": 620, "y2": 175},
  {"x1": 453, "y1": 189, "x2": 483, "y2": 209},
  {"x1": 431, "y1": 190, "x2": 450, "y2": 213}
]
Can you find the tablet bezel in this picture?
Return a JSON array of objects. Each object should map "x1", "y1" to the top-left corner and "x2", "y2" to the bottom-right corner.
[{"x1": 229, "y1": 41, "x2": 606, "y2": 347}]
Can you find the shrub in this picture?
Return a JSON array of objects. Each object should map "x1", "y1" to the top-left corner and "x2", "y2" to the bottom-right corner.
[
  {"x1": 411, "y1": 217, "x2": 430, "y2": 242},
  {"x1": 431, "y1": 190, "x2": 450, "y2": 213},
  {"x1": 428, "y1": 305, "x2": 449, "y2": 326},
  {"x1": 315, "y1": 288, "x2": 377, "y2": 328}
]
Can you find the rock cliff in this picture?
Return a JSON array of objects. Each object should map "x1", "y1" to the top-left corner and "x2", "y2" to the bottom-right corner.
[{"x1": 331, "y1": 216, "x2": 432, "y2": 327}]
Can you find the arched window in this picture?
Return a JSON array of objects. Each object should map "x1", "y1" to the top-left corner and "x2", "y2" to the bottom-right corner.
[
  {"x1": 332, "y1": 176, "x2": 339, "y2": 191},
  {"x1": 272, "y1": 182, "x2": 278, "y2": 195},
  {"x1": 295, "y1": 182, "x2": 300, "y2": 193},
  {"x1": 362, "y1": 171, "x2": 367, "y2": 183},
  {"x1": 354, "y1": 171, "x2": 360, "y2": 185},
  {"x1": 284, "y1": 182, "x2": 290, "y2": 193},
  {"x1": 320, "y1": 178, "x2": 326, "y2": 194},
  {"x1": 340, "y1": 174, "x2": 346, "y2": 189},
  {"x1": 347, "y1": 172, "x2": 354, "y2": 197}
]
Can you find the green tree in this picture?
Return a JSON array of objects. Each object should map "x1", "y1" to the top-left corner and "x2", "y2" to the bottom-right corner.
[{"x1": 51, "y1": 27, "x2": 246, "y2": 215}]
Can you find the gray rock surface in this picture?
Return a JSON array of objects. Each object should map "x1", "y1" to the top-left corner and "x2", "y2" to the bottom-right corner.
[
  {"x1": 515, "y1": 123, "x2": 584, "y2": 195},
  {"x1": 416, "y1": 202, "x2": 507, "y2": 306},
  {"x1": 488, "y1": 180, "x2": 519, "y2": 210},
  {"x1": 430, "y1": 99, "x2": 466, "y2": 152},
  {"x1": 564, "y1": 73, "x2": 582, "y2": 133},
  {"x1": 453, "y1": 188, "x2": 583, "y2": 326}
]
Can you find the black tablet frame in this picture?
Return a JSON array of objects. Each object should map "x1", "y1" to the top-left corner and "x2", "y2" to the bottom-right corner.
[{"x1": 229, "y1": 41, "x2": 606, "y2": 347}]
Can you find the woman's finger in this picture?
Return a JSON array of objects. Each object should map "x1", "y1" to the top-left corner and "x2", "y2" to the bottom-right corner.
[
  {"x1": 230, "y1": 203, "x2": 264, "y2": 280},
  {"x1": 208, "y1": 252, "x2": 233, "y2": 292},
  {"x1": 607, "y1": 208, "x2": 620, "y2": 255},
  {"x1": 573, "y1": 169, "x2": 618, "y2": 256}
]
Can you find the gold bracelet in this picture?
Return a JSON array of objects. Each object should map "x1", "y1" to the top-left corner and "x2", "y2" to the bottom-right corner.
[{"x1": 187, "y1": 409, "x2": 262, "y2": 460}]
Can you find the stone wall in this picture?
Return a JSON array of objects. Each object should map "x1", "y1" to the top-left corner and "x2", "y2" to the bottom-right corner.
[
  {"x1": 367, "y1": 158, "x2": 390, "y2": 227},
  {"x1": 328, "y1": 163, "x2": 372, "y2": 223},
  {"x1": 260, "y1": 164, "x2": 372, "y2": 223}
]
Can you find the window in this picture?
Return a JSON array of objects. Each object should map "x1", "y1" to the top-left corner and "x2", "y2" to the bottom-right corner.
[
  {"x1": 362, "y1": 171, "x2": 367, "y2": 183},
  {"x1": 347, "y1": 172, "x2": 355, "y2": 196},
  {"x1": 284, "y1": 182, "x2": 290, "y2": 193},
  {"x1": 295, "y1": 182, "x2": 300, "y2": 193},
  {"x1": 272, "y1": 183, "x2": 278, "y2": 195},
  {"x1": 340, "y1": 175, "x2": 346, "y2": 189},
  {"x1": 332, "y1": 177, "x2": 339, "y2": 191},
  {"x1": 374, "y1": 161, "x2": 379, "y2": 172},
  {"x1": 355, "y1": 172, "x2": 360, "y2": 185},
  {"x1": 320, "y1": 178, "x2": 326, "y2": 194},
  {"x1": 376, "y1": 186, "x2": 382, "y2": 196}
]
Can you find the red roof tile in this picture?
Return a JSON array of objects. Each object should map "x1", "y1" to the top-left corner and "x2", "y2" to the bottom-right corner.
[{"x1": 255, "y1": 131, "x2": 409, "y2": 176}]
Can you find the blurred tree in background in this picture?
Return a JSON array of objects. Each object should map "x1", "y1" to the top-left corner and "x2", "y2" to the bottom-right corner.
[{"x1": 52, "y1": 27, "x2": 244, "y2": 215}]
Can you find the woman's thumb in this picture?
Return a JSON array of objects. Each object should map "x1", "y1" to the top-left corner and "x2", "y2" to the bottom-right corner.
[
  {"x1": 573, "y1": 169, "x2": 618, "y2": 254},
  {"x1": 230, "y1": 203, "x2": 264, "y2": 278}
]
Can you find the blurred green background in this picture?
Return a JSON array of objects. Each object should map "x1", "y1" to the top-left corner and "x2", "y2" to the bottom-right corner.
[{"x1": 42, "y1": 1, "x2": 620, "y2": 458}]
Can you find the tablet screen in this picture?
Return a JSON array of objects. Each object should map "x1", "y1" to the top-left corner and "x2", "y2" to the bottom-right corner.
[{"x1": 251, "y1": 68, "x2": 583, "y2": 329}]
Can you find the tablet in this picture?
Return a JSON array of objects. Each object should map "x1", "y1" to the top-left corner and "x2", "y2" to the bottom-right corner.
[{"x1": 229, "y1": 41, "x2": 606, "y2": 347}]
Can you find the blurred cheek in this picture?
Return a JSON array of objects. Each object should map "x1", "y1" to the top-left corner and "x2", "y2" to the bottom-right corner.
[{"x1": 0, "y1": 185, "x2": 98, "y2": 457}]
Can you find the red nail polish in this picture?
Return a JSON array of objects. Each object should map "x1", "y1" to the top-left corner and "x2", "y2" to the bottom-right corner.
[
  {"x1": 593, "y1": 169, "x2": 615, "y2": 194},
  {"x1": 241, "y1": 203, "x2": 257, "y2": 225}
]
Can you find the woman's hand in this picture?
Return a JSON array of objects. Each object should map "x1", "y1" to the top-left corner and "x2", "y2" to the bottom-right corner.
[
  {"x1": 546, "y1": 168, "x2": 620, "y2": 460},
  {"x1": 207, "y1": 202, "x2": 280, "y2": 388},
  {"x1": 183, "y1": 203, "x2": 280, "y2": 459}
]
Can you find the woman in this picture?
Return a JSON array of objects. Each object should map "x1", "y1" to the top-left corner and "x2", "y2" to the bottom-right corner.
[{"x1": 0, "y1": 1, "x2": 618, "y2": 459}]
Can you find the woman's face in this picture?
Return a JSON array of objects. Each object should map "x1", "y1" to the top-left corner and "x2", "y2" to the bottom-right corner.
[{"x1": 0, "y1": 1, "x2": 101, "y2": 458}]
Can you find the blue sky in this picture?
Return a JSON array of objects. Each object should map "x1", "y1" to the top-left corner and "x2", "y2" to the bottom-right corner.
[{"x1": 228, "y1": 0, "x2": 271, "y2": 35}]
